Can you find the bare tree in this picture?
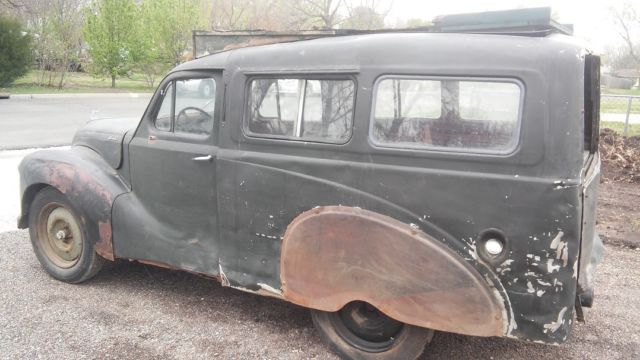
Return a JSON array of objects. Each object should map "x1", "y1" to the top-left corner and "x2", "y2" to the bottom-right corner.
[
  {"x1": 294, "y1": 0, "x2": 343, "y2": 29},
  {"x1": 209, "y1": 0, "x2": 251, "y2": 29},
  {"x1": 611, "y1": 2, "x2": 640, "y2": 69}
]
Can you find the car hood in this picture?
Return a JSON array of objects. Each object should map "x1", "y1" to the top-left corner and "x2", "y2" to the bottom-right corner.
[{"x1": 72, "y1": 117, "x2": 139, "y2": 169}]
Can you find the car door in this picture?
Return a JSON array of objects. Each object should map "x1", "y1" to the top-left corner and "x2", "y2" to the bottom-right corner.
[{"x1": 120, "y1": 71, "x2": 222, "y2": 274}]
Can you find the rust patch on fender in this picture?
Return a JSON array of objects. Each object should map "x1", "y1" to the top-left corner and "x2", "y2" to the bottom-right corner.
[
  {"x1": 42, "y1": 162, "x2": 116, "y2": 261},
  {"x1": 96, "y1": 221, "x2": 114, "y2": 260},
  {"x1": 280, "y1": 206, "x2": 505, "y2": 337}
]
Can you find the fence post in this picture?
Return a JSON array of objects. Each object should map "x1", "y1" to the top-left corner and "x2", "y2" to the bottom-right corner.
[{"x1": 624, "y1": 96, "x2": 632, "y2": 137}]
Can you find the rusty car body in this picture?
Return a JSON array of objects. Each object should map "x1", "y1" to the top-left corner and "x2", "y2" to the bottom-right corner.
[{"x1": 18, "y1": 7, "x2": 602, "y2": 359}]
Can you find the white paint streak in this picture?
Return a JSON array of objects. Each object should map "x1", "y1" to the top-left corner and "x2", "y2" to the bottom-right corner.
[
  {"x1": 543, "y1": 307, "x2": 568, "y2": 333},
  {"x1": 219, "y1": 263, "x2": 230, "y2": 286},
  {"x1": 537, "y1": 279, "x2": 552, "y2": 287},
  {"x1": 560, "y1": 245, "x2": 569, "y2": 267},
  {"x1": 257, "y1": 283, "x2": 283, "y2": 296},
  {"x1": 500, "y1": 259, "x2": 514, "y2": 267},
  {"x1": 526, "y1": 281, "x2": 535, "y2": 293},
  {"x1": 550, "y1": 231, "x2": 564, "y2": 250}
]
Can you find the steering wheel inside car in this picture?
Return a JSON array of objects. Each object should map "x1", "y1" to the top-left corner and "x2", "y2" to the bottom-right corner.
[
  {"x1": 177, "y1": 107, "x2": 211, "y2": 122},
  {"x1": 175, "y1": 107, "x2": 212, "y2": 134}
]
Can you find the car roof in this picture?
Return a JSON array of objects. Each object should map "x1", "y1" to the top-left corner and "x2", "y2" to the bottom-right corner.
[{"x1": 173, "y1": 32, "x2": 586, "y2": 74}]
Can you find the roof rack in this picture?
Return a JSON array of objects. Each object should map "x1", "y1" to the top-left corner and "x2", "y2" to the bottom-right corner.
[
  {"x1": 192, "y1": 7, "x2": 573, "y2": 58},
  {"x1": 430, "y1": 7, "x2": 573, "y2": 36}
]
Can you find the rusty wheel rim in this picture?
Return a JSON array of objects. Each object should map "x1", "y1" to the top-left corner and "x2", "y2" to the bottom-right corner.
[{"x1": 36, "y1": 203, "x2": 82, "y2": 268}]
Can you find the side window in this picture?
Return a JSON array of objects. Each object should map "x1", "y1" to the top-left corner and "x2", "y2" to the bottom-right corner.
[
  {"x1": 174, "y1": 78, "x2": 215, "y2": 135},
  {"x1": 153, "y1": 78, "x2": 215, "y2": 135},
  {"x1": 155, "y1": 83, "x2": 173, "y2": 131},
  {"x1": 371, "y1": 77, "x2": 522, "y2": 152},
  {"x1": 247, "y1": 78, "x2": 355, "y2": 143}
]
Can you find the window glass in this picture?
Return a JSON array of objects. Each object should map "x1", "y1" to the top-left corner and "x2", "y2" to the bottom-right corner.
[
  {"x1": 174, "y1": 78, "x2": 215, "y2": 135},
  {"x1": 372, "y1": 77, "x2": 521, "y2": 152},
  {"x1": 459, "y1": 82, "x2": 520, "y2": 121},
  {"x1": 302, "y1": 80, "x2": 355, "y2": 141},
  {"x1": 155, "y1": 83, "x2": 173, "y2": 131},
  {"x1": 248, "y1": 78, "x2": 355, "y2": 143},
  {"x1": 374, "y1": 79, "x2": 440, "y2": 119}
]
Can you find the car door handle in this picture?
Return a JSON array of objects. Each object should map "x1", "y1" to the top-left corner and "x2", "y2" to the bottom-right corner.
[{"x1": 192, "y1": 155, "x2": 213, "y2": 162}]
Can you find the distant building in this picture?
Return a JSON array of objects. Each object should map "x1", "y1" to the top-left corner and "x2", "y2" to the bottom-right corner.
[{"x1": 613, "y1": 68, "x2": 640, "y2": 89}]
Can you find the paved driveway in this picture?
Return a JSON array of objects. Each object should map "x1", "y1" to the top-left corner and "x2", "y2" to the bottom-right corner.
[{"x1": 0, "y1": 93, "x2": 151, "y2": 150}]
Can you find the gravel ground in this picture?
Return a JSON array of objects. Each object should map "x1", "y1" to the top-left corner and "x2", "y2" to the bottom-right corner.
[{"x1": 0, "y1": 230, "x2": 638, "y2": 359}]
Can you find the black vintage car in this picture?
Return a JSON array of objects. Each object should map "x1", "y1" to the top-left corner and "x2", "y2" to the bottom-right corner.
[{"x1": 18, "y1": 8, "x2": 602, "y2": 360}]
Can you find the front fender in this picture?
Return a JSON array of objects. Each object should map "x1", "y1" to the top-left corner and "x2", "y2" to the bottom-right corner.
[{"x1": 17, "y1": 146, "x2": 129, "y2": 260}]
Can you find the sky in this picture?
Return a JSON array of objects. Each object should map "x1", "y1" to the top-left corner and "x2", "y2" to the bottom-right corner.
[{"x1": 385, "y1": 0, "x2": 631, "y2": 53}]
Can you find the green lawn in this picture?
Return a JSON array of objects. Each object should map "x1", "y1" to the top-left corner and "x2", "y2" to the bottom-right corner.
[
  {"x1": 601, "y1": 121, "x2": 640, "y2": 137},
  {"x1": 602, "y1": 87, "x2": 640, "y2": 96},
  {"x1": 1, "y1": 70, "x2": 154, "y2": 94}
]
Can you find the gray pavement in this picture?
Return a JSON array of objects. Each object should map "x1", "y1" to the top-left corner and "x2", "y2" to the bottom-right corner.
[
  {"x1": 0, "y1": 230, "x2": 637, "y2": 359},
  {"x1": 0, "y1": 93, "x2": 151, "y2": 150}
]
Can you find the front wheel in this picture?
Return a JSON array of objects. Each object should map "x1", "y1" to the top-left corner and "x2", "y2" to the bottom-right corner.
[
  {"x1": 311, "y1": 301, "x2": 434, "y2": 360},
  {"x1": 28, "y1": 187, "x2": 104, "y2": 283}
]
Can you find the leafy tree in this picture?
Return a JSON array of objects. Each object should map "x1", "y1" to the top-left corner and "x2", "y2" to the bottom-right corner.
[
  {"x1": 140, "y1": 0, "x2": 206, "y2": 66},
  {"x1": 83, "y1": 0, "x2": 138, "y2": 88},
  {"x1": 0, "y1": 14, "x2": 32, "y2": 87},
  {"x1": 1, "y1": 0, "x2": 86, "y2": 89}
]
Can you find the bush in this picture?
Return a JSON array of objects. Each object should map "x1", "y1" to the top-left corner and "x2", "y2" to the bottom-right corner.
[{"x1": 0, "y1": 15, "x2": 32, "y2": 87}]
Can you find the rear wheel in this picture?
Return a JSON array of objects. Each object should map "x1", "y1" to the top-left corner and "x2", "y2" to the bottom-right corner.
[
  {"x1": 311, "y1": 301, "x2": 434, "y2": 360},
  {"x1": 28, "y1": 187, "x2": 104, "y2": 283}
]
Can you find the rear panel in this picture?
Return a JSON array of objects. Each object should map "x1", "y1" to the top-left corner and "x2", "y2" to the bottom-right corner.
[{"x1": 577, "y1": 54, "x2": 603, "y2": 308}]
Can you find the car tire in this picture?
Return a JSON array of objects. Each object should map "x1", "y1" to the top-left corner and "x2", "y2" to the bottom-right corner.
[
  {"x1": 28, "y1": 187, "x2": 104, "y2": 284},
  {"x1": 311, "y1": 301, "x2": 434, "y2": 360}
]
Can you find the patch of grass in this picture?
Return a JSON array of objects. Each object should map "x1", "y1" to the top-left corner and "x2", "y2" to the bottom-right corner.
[
  {"x1": 601, "y1": 96, "x2": 640, "y2": 114},
  {"x1": 0, "y1": 70, "x2": 154, "y2": 94},
  {"x1": 602, "y1": 87, "x2": 640, "y2": 96},
  {"x1": 601, "y1": 121, "x2": 640, "y2": 137}
]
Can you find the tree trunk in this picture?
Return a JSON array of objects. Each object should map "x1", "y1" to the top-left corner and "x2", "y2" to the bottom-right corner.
[{"x1": 111, "y1": 75, "x2": 116, "y2": 88}]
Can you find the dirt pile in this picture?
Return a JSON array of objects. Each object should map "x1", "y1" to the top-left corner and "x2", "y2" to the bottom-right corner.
[{"x1": 600, "y1": 128, "x2": 640, "y2": 183}]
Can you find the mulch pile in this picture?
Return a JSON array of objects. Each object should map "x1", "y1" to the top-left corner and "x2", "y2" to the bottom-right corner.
[{"x1": 600, "y1": 128, "x2": 640, "y2": 183}]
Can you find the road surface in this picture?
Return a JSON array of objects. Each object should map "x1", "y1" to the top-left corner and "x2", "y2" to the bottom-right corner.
[{"x1": 0, "y1": 93, "x2": 151, "y2": 150}]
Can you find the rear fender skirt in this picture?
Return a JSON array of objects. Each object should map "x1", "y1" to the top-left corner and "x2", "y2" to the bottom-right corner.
[
  {"x1": 280, "y1": 206, "x2": 505, "y2": 337},
  {"x1": 18, "y1": 147, "x2": 129, "y2": 260}
]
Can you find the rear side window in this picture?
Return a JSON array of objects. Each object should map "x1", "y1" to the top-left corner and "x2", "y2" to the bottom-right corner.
[
  {"x1": 371, "y1": 77, "x2": 522, "y2": 153},
  {"x1": 247, "y1": 78, "x2": 355, "y2": 143}
]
